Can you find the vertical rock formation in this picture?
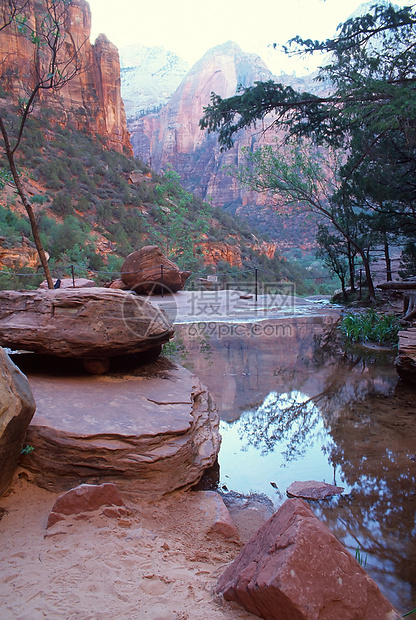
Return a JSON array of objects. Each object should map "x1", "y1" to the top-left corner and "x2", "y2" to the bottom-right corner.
[
  {"x1": 0, "y1": 0, "x2": 132, "y2": 155},
  {"x1": 127, "y1": 41, "x2": 322, "y2": 243},
  {"x1": 129, "y1": 41, "x2": 273, "y2": 208}
]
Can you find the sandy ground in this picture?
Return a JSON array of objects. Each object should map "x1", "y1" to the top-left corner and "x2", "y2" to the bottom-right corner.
[{"x1": 0, "y1": 471, "x2": 268, "y2": 620}]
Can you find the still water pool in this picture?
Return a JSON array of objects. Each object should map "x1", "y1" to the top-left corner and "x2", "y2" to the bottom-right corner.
[{"x1": 174, "y1": 315, "x2": 416, "y2": 613}]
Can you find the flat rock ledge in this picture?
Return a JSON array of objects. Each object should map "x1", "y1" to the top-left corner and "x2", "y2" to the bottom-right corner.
[
  {"x1": 286, "y1": 480, "x2": 344, "y2": 500},
  {"x1": 20, "y1": 359, "x2": 221, "y2": 498},
  {"x1": 0, "y1": 288, "x2": 174, "y2": 358}
]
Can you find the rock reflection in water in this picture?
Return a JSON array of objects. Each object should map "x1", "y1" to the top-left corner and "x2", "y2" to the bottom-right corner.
[{"x1": 175, "y1": 318, "x2": 416, "y2": 612}]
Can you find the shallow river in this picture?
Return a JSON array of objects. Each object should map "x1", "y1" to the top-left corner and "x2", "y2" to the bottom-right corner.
[{"x1": 173, "y1": 311, "x2": 416, "y2": 613}]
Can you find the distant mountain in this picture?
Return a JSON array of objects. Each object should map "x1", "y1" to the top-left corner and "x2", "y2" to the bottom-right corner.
[
  {"x1": 127, "y1": 41, "x2": 273, "y2": 197},
  {"x1": 124, "y1": 41, "x2": 323, "y2": 248},
  {"x1": 119, "y1": 45, "x2": 189, "y2": 122}
]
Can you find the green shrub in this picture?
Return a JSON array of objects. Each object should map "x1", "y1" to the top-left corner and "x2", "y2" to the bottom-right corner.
[
  {"x1": 51, "y1": 194, "x2": 74, "y2": 217},
  {"x1": 340, "y1": 309, "x2": 401, "y2": 345},
  {"x1": 0, "y1": 266, "x2": 43, "y2": 290},
  {"x1": 31, "y1": 194, "x2": 48, "y2": 204}
]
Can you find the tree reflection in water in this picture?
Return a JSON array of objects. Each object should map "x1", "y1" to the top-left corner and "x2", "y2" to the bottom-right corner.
[
  {"x1": 238, "y1": 390, "x2": 324, "y2": 461},
  {"x1": 175, "y1": 320, "x2": 416, "y2": 611},
  {"x1": 315, "y1": 385, "x2": 416, "y2": 612},
  {"x1": 233, "y1": 357, "x2": 416, "y2": 612}
]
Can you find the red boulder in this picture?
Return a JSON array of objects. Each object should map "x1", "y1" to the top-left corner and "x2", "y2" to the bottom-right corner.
[
  {"x1": 217, "y1": 498, "x2": 397, "y2": 620},
  {"x1": 48, "y1": 483, "x2": 125, "y2": 526},
  {"x1": 120, "y1": 245, "x2": 191, "y2": 294}
]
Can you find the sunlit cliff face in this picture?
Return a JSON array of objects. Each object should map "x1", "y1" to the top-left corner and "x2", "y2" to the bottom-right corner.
[{"x1": 0, "y1": 0, "x2": 132, "y2": 155}]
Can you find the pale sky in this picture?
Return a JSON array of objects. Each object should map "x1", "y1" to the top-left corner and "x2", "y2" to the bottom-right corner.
[{"x1": 86, "y1": 0, "x2": 409, "y2": 75}]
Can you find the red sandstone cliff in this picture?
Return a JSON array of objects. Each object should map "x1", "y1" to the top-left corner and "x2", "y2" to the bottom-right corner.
[
  {"x1": 128, "y1": 42, "x2": 323, "y2": 245},
  {"x1": 0, "y1": 0, "x2": 132, "y2": 155},
  {"x1": 129, "y1": 41, "x2": 272, "y2": 207},
  {"x1": 199, "y1": 237, "x2": 276, "y2": 268}
]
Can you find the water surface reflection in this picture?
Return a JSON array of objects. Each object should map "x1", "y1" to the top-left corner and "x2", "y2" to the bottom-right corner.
[{"x1": 175, "y1": 318, "x2": 416, "y2": 612}]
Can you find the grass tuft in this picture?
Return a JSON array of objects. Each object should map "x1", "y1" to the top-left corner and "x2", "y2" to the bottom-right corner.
[{"x1": 340, "y1": 308, "x2": 401, "y2": 345}]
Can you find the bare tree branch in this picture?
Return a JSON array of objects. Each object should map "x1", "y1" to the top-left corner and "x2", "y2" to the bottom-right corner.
[{"x1": 0, "y1": 0, "x2": 89, "y2": 288}]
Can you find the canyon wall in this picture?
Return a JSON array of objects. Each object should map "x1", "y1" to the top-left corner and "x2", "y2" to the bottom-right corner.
[
  {"x1": 127, "y1": 41, "x2": 321, "y2": 244},
  {"x1": 0, "y1": 0, "x2": 132, "y2": 155},
  {"x1": 129, "y1": 41, "x2": 272, "y2": 208}
]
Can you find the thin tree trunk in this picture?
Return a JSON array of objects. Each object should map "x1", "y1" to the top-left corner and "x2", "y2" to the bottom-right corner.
[
  {"x1": 347, "y1": 241, "x2": 355, "y2": 291},
  {"x1": 1, "y1": 130, "x2": 53, "y2": 288},
  {"x1": 326, "y1": 214, "x2": 375, "y2": 301},
  {"x1": 361, "y1": 250, "x2": 375, "y2": 301},
  {"x1": 14, "y1": 172, "x2": 54, "y2": 289},
  {"x1": 383, "y1": 233, "x2": 392, "y2": 282},
  {"x1": 341, "y1": 276, "x2": 347, "y2": 302},
  {"x1": 0, "y1": 115, "x2": 53, "y2": 289}
]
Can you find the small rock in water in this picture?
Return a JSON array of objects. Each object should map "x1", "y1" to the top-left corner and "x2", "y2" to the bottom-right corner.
[{"x1": 286, "y1": 480, "x2": 344, "y2": 500}]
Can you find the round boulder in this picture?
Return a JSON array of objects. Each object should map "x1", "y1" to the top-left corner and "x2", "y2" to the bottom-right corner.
[{"x1": 121, "y1": 245, "x2": 191, "y2": 294}]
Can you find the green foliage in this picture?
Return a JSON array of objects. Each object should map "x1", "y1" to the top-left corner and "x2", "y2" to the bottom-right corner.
[
  {"x1": 155, "y1": 165, "x2": 211, "y2": 269},
  {"x1": 31, "y1": 194, "x2": 48, "y2": 204},
  {"x1": 0, "y1": 266, "x2": 43, "y2": 290},
  {"x1": 0, "y1": 204, "x2": 31, "y2": 244},
  {"x1": 51, "y1": 193, "x2": 74, "y2": 217},
  {"x1": 397, "y1": 608, "x2": 416, "y2": 619},
  {"x1": 0, "y1": 168, "x2": 12, "y2": 189},
  {"x1": 161, "y1": 339, "x2": 183, "y2": 359},
  {"x1": 399, "y1": 242, "x2": 416, "y2": 279},
  {"x1": 316, "y1": 224, "x2": 350, "y2": 295},
  {"x1": 105, "y1": 254, "x2": 123, "y2": 277},
  {"x1": 21, "y1": 444, "x2": 35, "y2": 455},
  {"x1": 340, "y1": 309, "x2": 401, "y2": 345},
  {"x1": 200, "y1": 2, "x2": 416, "y2": 297},
  {"x1": 231, "y1": 141, "x2": 338, "y2": 211},
  {"x1": 201, "y1": 4, "x2": 416, "y2": 150},
  {"x1": 354, "y1": 546, "x2": 367, "y2": 568},
  {"x1": 0, "y1": 97, "x2": 310, "y2": 287}
]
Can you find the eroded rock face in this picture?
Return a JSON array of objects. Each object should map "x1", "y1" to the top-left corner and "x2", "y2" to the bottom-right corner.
[
  {"x1": 121, "y1": 246, "x2": 191, "y2": 293},
  {"x1": 0, "y1": 237, "x2": 41, "y2": 271},
  {"x1": 396, "y1": 327, "x2": 416, "y2": 383},
  {"x1": 217, "y1": 498, "x2": 397, "y2": 620},
  {"x1": 0, "y1": 288, "x2": 174, "y2": 358},
  {"x1": 0, "y1": 348, "x2": 36, "y2": 497},
  {"x1": 20, "y1": 360, "x2": 221, "y2": 497},
  {"x1": 0, "y1": 0, "x2": 132, "y2": 155},
  {"x1": 199, "y1": 238, "x2": 276, "y2": 268},
  {"x1": 129, "y1": 42, "x2": 272, "y2": 208}
]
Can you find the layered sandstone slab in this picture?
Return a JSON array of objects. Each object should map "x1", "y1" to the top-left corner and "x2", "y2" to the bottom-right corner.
[
  {"x1": 19, "y1": 360, "x2": 221, "y2": 497},
  {"x1": 396, "y1": 327, "x2": 416, "y2": 383},
  {"x1": 0, "y1": 288, "x2": 174, "y2": 358},
  {"x1": 0, "y1": 348, "x2": 36, "y2": 497},
  {"x1": 217, "y1": 498, "x2": 397, "y2": 620}
]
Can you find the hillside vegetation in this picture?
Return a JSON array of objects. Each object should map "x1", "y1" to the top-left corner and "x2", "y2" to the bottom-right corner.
[{"x1": 0, "y1": 102, "x2": 334, "y2": 294}]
